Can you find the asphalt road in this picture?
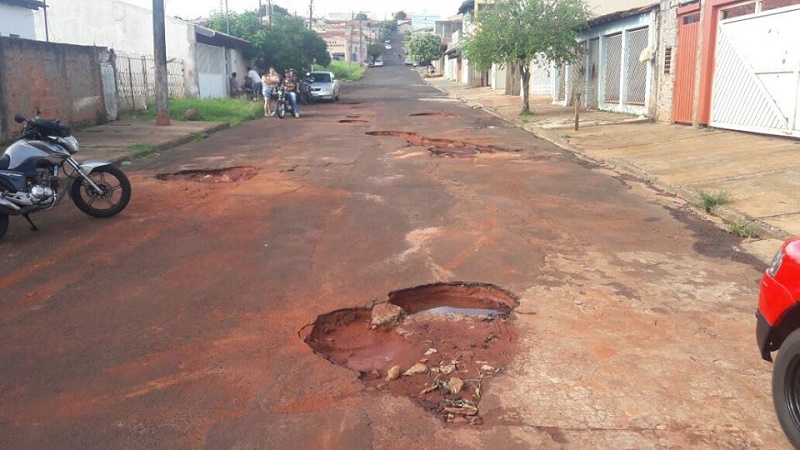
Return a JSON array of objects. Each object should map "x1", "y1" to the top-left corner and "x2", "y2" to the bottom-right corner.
[{"x1": 0, "y1": 43, "x2": 787, "y2": 448}]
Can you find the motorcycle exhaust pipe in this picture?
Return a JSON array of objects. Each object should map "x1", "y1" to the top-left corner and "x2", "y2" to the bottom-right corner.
[{"x1": 0, "y1": 197, "x2": 21, "y2": 213}]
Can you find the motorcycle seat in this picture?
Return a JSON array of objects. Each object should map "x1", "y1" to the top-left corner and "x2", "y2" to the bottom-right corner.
[
  {"x1": 31, "y1": 119, "x2": 71, "y2": 138},
  {"x1": 0, "y1": 154, "x2": 9, "y2": 170}
]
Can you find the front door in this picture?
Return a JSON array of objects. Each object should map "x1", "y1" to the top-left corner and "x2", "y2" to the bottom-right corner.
[{"x1": 673, "y1": 12, "x2": 700, "y2": 123}]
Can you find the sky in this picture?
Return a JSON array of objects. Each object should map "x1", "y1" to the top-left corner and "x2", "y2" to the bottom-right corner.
[{"x1": 124, "y1": 0, "x2": 465, "y2": 21}]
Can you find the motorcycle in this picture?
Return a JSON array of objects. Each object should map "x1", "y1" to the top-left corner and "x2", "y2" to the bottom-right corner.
[
  {"x1": 0, "y1": 110, "x2": 132, "y2": 241},
  {"x1": 299, "y1": 74, "x2": 315, "y2": 105},
  {"x1": 274, "y1": 86, "x2": 299, "y2": 119}
]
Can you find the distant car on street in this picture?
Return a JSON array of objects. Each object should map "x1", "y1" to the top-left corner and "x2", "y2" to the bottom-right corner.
[
  {"x1": 373, "y1": 59, "x2": 384, "y2": 67},
  {"x1": 757, "y1": 237, "x2": 800, "y2": 446},
  {"x1": 307, "y1": 71, "x2": 340, "y2": 101},
  {"x1": 385, "y1": 44, "x2": 392, "y2": 50}
]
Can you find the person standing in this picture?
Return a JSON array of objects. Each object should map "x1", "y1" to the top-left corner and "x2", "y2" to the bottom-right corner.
[
  {"x1": 247, "y1": 66, "x2": 262, "y2": 100},
  {"x1": 261, "y1": 67, "x2": 280, "y2": 117}
]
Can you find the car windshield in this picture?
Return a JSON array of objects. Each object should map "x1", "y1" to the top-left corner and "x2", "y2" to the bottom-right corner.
[{"x1": 311, "y1": 73, "x2": 331, "y2": 83}]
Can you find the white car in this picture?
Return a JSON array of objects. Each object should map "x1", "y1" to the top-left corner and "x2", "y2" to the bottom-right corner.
[
  {"x1": 307, "y1": 71, "x2": 340, "y2": 101},
  {"x1": 385, "y1": 44, "x2": 392, "y2": 50},
  {"x1": 373, "y1": 59, "x2": 384, "y2": 67}
]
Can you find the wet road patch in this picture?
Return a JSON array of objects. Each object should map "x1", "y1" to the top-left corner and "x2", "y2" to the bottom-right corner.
[
  {"x1": 155, "y1": 166, "x2": 258, "y2": 183},
  {"x1": 410, "y1": 112, "x2": 460, "y2": 118},
  {"x1": 339, "y1": 119, "x2": 368, "y2": 123},
  {"x1": 304, "y1": 282, "x2": 519, "y2": 423},
  {"x1": 367, "y1": 131, "x2": 513, "y2": 158}
]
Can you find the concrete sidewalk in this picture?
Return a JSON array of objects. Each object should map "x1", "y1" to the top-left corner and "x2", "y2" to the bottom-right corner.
[
  {"x1": 70, "y1": 118, "x2": 228, "y2": 164},
  {"x1": 428, "y1": 77, "x2": 800, "y2": 262}
]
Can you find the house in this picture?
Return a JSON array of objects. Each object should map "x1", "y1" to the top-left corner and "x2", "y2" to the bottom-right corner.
[
  {"x1": 30, "y1": 0, "x2": 251, "y2": 104},
  {"x1": 0, "y1": 0, "x2": 45, "y2": 39},
  {"x1": 315, "y1": 20, "x2": 368, "y2": 63},
  {"x1": 554, "y1": 4, "x2": 659, "y2": 117},
  {"x1": 664, "y1": 0, "x2": 800, "y2": 137}
]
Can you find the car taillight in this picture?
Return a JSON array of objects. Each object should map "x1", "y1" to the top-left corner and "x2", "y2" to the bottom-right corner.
[{"x1": 768, "y1": 248, "x2": 784, "y2": 278}]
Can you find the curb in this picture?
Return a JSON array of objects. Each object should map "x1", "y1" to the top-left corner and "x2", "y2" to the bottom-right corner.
[
  {"x1": 111, "y1": 122, "x2": 231, "y2": 165},
  {"x1": 434, "y1": 84, "x2": 792, "y2": 243}
]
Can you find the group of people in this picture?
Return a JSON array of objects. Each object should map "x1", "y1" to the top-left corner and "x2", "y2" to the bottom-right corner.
[{"x1": 229, "y1": 67, "x2": 301, "y2": 118}]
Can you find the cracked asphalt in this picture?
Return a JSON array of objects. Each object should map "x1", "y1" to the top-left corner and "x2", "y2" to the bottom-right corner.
[{"x1": 0, "y1": 48, "x2": 785, "y2": 448}]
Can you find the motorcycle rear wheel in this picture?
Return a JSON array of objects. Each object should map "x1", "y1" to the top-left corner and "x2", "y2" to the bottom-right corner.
[
  {"x1": 71, "y1": 165, "x2": 131, "y2": 218},
  {"x1": 0, "y1": 214, "x2": 8, "y2": 240},
  {"x1": 277, "y1": 102, "x2": 286, "y2": 119}
]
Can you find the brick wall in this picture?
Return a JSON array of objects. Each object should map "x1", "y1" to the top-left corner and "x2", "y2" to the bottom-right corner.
[
  {"x1": 0, "y1": 37, "x2": 105, "y2": 143},
  {"x1": 654, "y1": 6, "x2": 678, "y2": 123}
]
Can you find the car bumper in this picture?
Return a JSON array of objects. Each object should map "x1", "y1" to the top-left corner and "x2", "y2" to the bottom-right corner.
[
  {"x1": 311, "y1": 92, "x2": 334, "y2": 99},
  {"x1": 757, "y1": 309, "x2": 774, "y2": 362}
]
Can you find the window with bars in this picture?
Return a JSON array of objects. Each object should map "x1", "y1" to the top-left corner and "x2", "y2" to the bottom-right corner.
[
  {"x1": 626, "y1": 27, "x2": 649, "y2": 105},
  {"x1": 664, "y1": 47, "x2": 673, "y2": 74},
  {"x1": 604, "y1": 33, "x2": 622, "y2": 102}
]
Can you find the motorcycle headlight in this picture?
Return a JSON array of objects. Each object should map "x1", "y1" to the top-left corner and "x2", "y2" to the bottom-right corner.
[
  {"x1": 767, "y1": 248, "x2": 784, "y2": 278},
  {"x1": 59, "y1": 136, "x2": 79, "y2": 154}
]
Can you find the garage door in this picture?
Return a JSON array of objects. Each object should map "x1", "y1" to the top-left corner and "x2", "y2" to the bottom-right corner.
[{"x1": 710, "y1": 5, "x2": 800, "y2": 137}]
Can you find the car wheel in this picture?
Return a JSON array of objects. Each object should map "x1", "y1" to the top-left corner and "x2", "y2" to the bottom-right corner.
[{"x1": 773, "y1": 328, "x2": 800, "y2": 447}]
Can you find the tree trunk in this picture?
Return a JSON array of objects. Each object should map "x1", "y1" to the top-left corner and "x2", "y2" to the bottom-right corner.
[{"x1": 520, "y1": 63, "x2": 531, "y2": 113}]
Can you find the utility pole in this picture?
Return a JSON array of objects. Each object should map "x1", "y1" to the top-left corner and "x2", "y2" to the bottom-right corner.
[
  {"x1": 152, "y1": 0, "x2": 170, "y2": 126},
  {"x1": 225, "y1": 0, "x2": 230, "y2": 34},
  {"x1": 42, "y1": 0, "x2": 49, "y2": 42},
  {"x1": 308, "y1": 0, "x2": 313, "y2": 29},
  {"x1": 268, "y1": 0, "x2": 272, "y2": 25}
]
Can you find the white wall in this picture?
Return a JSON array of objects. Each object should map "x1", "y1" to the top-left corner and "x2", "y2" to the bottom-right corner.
[
  {"x1": 32, "y1": 0, "x2": 200, "y2": 98},
  {"x1": 0, "y1": 4, "x2": 37, "y2": 39}
]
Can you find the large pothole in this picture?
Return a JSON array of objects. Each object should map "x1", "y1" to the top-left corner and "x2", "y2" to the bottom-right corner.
[
  {"x1": 410, "y1": 112, "x2": 461, "y2": 118},
  {"x1": 304, "y1": 281, "x2": 519, "y2": 423},
  {"x1": 366, "y1": 131, "x2": 514, "y2": 158},
  {"x1": 155, "y1": 166, "x2": 258, "y2": 183}
]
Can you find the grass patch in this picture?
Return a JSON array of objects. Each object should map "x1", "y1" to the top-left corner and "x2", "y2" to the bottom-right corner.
[
  {"x1": 520, "y1": 110, "x2": 534, "y2": 116},
  {"x1": 134, "y1": 98, "x2": 262, "y2": 126},
  {"x1": 728, "y1": 220, "x2": 759, "y2": 239},
  {"x1": 126, "y1": 143, "x2": 157, "y2": 153},
  {"x1": 698, "y1": 189, "x2": 730, "y2": 212},
  {"x1": 315, "y1": 60, "x2": 367, "y2": 81}
]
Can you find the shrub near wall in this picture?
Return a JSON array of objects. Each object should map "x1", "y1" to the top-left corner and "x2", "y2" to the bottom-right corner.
[{"x1": 0, "y1": 37, "x2": 106, "y2": 143}]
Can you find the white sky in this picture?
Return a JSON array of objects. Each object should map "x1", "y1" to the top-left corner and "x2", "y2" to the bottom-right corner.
[{"x1": 124, "y1": 0, "x2": 464, "y2": 21}]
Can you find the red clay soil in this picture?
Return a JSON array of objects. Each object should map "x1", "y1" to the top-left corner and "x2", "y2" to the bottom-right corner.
[{"x1": 303, "y1": 282, "x2": 519, "y2": 424}]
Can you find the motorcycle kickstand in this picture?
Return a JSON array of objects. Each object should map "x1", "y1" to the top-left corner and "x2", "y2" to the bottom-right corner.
[{"x1": 22, "y1": 213, "x2": 39, "y2": 232}]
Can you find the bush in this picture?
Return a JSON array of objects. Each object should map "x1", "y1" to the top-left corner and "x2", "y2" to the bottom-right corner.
[{"x1": 315, "y1": 60, "x2": 367, "y2": 81}]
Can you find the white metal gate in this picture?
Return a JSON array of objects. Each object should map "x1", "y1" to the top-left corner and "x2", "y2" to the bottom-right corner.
[
  {"x1": 710, "y1": 5, "x2": 800, "y2": 138},
  {"x1": 196, "y1": 43, "x2": 226, "y2": 99}
]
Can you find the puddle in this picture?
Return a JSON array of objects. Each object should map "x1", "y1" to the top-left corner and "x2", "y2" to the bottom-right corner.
[
  {"x1": 366, "y1": 131, "x2": 513, "y2": 158},
  {"x1": 339, "y1": 119, "x2": 368, "y2": 123},
  {"x1": 304, "y1": 282, "x2": 519, "y2": 423},
  {"x1": 410, "y1": 112, "x2": 460, "y2": 118},
  {"x1": 155, "y1": 166, "x2": 258, "y2": 183}
]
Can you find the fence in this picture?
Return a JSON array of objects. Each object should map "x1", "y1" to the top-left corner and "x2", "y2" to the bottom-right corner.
[{"x1": 113, "y1": 51, "x2": 186, "y2": 112}]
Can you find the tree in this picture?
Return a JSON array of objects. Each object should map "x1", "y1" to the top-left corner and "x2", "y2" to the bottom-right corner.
[
  {"x1": 393, "y1": 11, "x2": 407, "y2": 20},
  {"x1": 205, "y1": 9, "x2": 330, "y2": 74},
  {"x1": 406, "y1": 33, "x2": 442, "y2": 66},
  {"x1": 367, "y1": 43, "x2": 384, "y2": 62},
  {"x1": 355, "y1": 12, "x2": 368, "y2": 20},
  {"x1": 463, "y1": 0, "x2": 591, "y2": 113}
]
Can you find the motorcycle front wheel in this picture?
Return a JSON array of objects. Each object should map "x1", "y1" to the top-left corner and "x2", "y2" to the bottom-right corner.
[
  {"x1": 71, "y1": 165, "x2": 131, "y2": 218},
  {"x1": 277, "y1": 102, "x2": 286, "y2": 119},
  {"x1": 0, "y1": 214, "x2": 8, "y2": 240}
]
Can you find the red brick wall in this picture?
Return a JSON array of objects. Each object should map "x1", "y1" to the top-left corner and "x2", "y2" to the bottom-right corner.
[{"x1": 0, "y1": 37, "x2": 105, "y2": 143}]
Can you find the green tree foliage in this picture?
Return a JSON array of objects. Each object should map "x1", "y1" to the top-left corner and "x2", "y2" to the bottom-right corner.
[
  {"x1": 355, "y1": 12, "x2": 368, "y2": 20},
  {"x1": 463, "y1": 0, "x2": 591, "y2": 112},
  {"x1": 406, "y1": 33, "x2": 442, "y2": 66},
  {"x1": 368, "y1": 43, "x2": 385, "y2": 62},
  {"x1": 394, "y1": 11, "x2": 407, "y2": 20},
  {"x1": 205, "y1": 7, "x2": 330, "y2": 74}
]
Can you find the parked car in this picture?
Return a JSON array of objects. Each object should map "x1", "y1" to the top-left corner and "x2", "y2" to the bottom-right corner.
[
  {"x1": 385, "y1": 44, "x2": 392, "y2": 50},
  {"x1": 757, "y1": 237, "x2": 800, "y2": 446},
  {"x1": 373, "y1": 59, "x2": 384, "y2": 67},
  {"x1": 307, "y1": 71, "x2": 340, "y2": 101}
]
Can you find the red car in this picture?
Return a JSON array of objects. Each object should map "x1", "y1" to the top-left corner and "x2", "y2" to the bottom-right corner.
[{"x1": 757, "y1": 238, "x2": 800, "y2": 446}]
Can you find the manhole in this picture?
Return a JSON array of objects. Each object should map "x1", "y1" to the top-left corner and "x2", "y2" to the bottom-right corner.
[
  {"x1": 155, "y1": 166, "x2": 258, "y2": 183},
  {"x1": 304, "y1": 282, "x2": 519, "y2": 423},
  {"x1": 410, "y1": 112, "x2": 460, "y2": 118},
  {"x1": 339, "y1": 119, "x2": 368, "y2": 123},
  {"x1": 366, "y1": 131, "x2": 510, "y2": 158}
]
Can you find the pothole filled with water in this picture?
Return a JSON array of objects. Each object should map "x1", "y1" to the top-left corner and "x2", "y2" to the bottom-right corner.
[
  {"x1": 304, "y1": 281, "x2": 519, "y2": 423},
  {"x1": 155, "y1": 166, "x2": 258, "y2": 183}
]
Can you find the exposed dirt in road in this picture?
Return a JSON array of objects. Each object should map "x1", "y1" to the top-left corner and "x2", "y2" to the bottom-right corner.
[{"x1": 305, "y1": 282, "x2": 518, "y2": 423}]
